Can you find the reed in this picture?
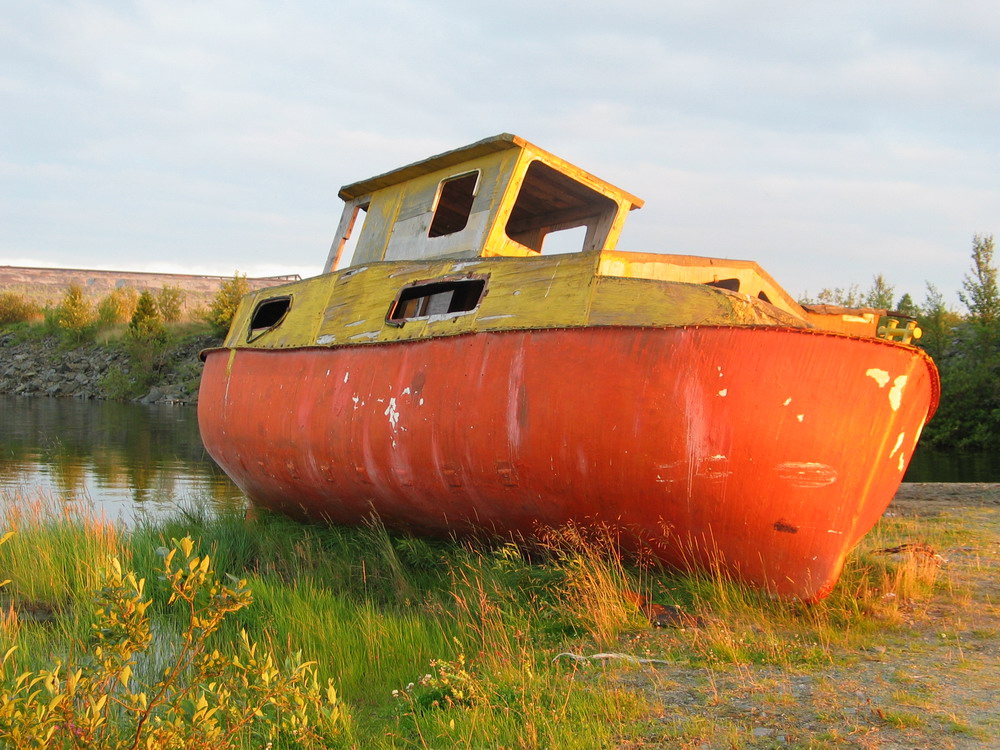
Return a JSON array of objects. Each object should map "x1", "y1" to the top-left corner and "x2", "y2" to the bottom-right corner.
[{"x1": 0, "y1": 487, "x2": 121, "y2": 667}]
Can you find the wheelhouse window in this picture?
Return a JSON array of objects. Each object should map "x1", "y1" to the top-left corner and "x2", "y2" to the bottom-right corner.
[
  {"x1": 504, "y1": 161, "x2": 618, "y2": 254},
  {"x1": 428, "y1": 171, "x2": 480, "y2": 237},
  {"x1": 387, "y1": 278, "x2": 487, "y2": 323}
]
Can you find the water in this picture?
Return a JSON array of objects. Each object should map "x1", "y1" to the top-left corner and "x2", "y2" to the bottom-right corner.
[
  {"x1": 0, "y1": 395, "x2": 245, "y2": 524},
  {"x1": 904, "y1": 443, "x2": 1000, "y2": 483}
]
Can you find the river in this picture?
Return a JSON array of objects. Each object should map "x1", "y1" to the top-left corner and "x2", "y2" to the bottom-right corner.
[
  {"x1": 0, "y1": 396, "x2": 996, "y2": 524},
  {"x1": 0, "y1": 395, "x2": 244, "y2": 524}
]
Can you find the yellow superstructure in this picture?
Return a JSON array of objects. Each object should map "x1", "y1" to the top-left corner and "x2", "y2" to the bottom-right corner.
[{"x1": 219, "y1": 134, "x2": 919, "y2": 352}]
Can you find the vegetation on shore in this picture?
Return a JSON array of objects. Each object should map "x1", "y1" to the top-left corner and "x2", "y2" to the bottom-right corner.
[
  {"x1": 0, "y1": 274, "x2": 253, "y2": 402},
  {"x1": 1, "y1": 488, "x2": 995, "y2": 748}
]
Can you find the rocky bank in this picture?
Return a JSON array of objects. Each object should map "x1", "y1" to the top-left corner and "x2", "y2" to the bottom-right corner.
[{"x1": 0, "y1": 331, "x2": 221, "y2": 404}]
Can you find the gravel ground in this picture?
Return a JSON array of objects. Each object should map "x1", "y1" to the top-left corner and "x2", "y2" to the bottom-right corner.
[
  {"x1": 613, "y1": 483, "x2": 1000, "y2": 749},
  {"x1": 892, "y1": 482, "x2": 1000, "y2": 506}
]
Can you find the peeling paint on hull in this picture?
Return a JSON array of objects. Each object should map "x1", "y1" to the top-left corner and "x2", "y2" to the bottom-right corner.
[{"x1": 198, "y1": 325, "x2": 938, "y2": 602}]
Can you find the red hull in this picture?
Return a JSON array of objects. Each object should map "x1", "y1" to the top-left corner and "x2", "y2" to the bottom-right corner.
[{"x1": 198, "y1": 326, "x2": 937, "y2": 600}]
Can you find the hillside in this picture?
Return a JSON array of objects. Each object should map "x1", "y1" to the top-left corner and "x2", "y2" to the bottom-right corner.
[{"x1": 0, "y1": 265, "x2": 300, "y2": 315}]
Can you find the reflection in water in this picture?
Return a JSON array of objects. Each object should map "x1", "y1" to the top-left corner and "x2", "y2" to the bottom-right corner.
[
  {"x1": 0, "y1": 396, "x2": 245, "y2": 523},
  {"x1": 904, "y1": 443, "x2": 1000, "y2": 483}
]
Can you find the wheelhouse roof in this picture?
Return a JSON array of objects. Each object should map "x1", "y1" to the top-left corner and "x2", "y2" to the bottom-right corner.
[{"x1": 337, "y1": 133, "x2": 644, "y2": 210}]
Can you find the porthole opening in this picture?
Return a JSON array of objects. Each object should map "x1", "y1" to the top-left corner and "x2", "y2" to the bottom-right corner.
[
  {"x1": 706, "y1": 278, "x2": 741, "y2": 292},
  {"x1": 248, "y1": 296, "x2": 291, "y2": 341}
]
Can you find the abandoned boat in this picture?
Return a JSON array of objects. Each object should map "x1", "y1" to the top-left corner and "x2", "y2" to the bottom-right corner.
[{"x1": 198, "y1": 134, "x2": 939, "y2": 601}]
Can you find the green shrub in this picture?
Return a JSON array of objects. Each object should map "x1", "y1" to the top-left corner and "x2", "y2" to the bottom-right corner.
[
  {"x1": 0, "y1": 535, "x2": 345, "y2": 749},
  {"x1": 120, "y1": 292, "x2": 168, "y2": 391},
  {"x1": 155, "y1": 284, "x2": 186, "y2": 323},
  {"x1": 0, "y1": 292, "x2": 42, "y2": 325},
  {"x1": 40, "y1": 306, "x2": 62, "y2": 337},
  {"x1": 56, "y1": 284, "x2": 96, "y2": 343},
  {"x1": 97, "y1": 286, "x2": 139, "y2": 326},
  {"x1": 98, "y1": 365, "x2": 144, "y2": 401},
  {"x1": 127, "y1": 290, "x2": 165, "y2": 342},
  {"x1": 206, "y1": 272, "x2": 250, "y2": 337}
]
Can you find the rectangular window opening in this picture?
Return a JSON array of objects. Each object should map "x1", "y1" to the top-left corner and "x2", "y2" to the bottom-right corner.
[
  {"x1": 388, "y1": 278, "x2": 487, "y2": 323},
  {"x1": 428, "y1": 171, "x2": 479, "y2": 238}
]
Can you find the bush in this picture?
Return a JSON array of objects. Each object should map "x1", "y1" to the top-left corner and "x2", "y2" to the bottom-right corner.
[
  {"x1": 128, "y1": 291, "x2": 165, "y2": 342},
  {"x1": 0, "y1": 534, "x2": 345, "y2": 749},
  {"x1": 0, "y1": 292, "x2": 42, "y2": 325},
  {"x1": 97, "y1": 286, "x2": 139, "y2": 326},
  {"x1": 156, "y1": 284, "x2": 186, "y2": 323},
  {"x1": 56, "y1": 284, "x2": 96, "y2": 343},
  {"x1": 40, "y1": 306, "x2": 62, "y2": 337},
  {"x1": 121, "y1": 291, "x2": 168, "y2": 391},
  {"x1": 98, "y1": 365, "x2": 144, "y2": 401},
  {"x1": 206, "y1": 272, "x2": 250, "y2": 337}
]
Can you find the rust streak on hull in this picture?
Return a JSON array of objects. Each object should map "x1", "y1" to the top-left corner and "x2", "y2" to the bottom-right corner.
[{"x1": 198, "y1": 325, "x2": 937, "y2": 601}]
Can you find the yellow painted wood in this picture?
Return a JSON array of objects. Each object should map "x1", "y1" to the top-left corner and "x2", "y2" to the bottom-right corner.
[
  {"x1": 338, "y1": 134, "x2": 642, "y2": 209},
  {"x1": 214, "y1": 134, "x2": 882, "y2": 355},
  {"x1": 338, "y1": 134, "x2": 524, "y2": 201},
  {"x1": 333, "y1": 135, "x2": 640, "y2": 270},
  {"x1": 348, "y1": 149, "x2": 521, "y2": 265},
  {"x1": 599, "y1": 251, "x2": 806, "y2": 318},
  {"x1": 482, "y1": 147, "x2": 637, "y2": 259},
  {"x1": 225, "y1": 250, "x2": 810, "y2": 354},
  {"x1": 224, "y1": 275, "x2": 336, "y2": 349}
]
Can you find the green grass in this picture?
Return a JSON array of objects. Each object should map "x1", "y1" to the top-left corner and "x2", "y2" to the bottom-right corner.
[{"x1": 1, "y1": 488, "x2": 994, "y2": 748}]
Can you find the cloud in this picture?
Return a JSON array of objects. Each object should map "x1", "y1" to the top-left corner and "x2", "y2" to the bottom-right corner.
[{"x1": 1, "y1": 0, "x2": 997, "y2": 306}]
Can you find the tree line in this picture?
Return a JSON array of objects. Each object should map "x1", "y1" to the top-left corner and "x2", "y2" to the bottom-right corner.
[{"x1": 801, "y1": 234, "x2": 999, "y2": 451}]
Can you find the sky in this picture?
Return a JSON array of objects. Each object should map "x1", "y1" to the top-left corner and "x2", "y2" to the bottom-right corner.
[{"x1": 2, "y1": 1, "x2": 998, "y2": 307}]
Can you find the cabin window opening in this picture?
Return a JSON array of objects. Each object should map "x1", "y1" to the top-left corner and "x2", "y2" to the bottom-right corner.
[
  {"x1": 758, "y1": 290, "x2": 772, "y2": 303},
  {"x1": 428, "y1": 172, "x2": 479, "y2": 238},
  {"x1": 248, "y1": 296, "x2": 292, "y2": 342},
  {"x1": 706, "y1": 278, "x2": 741, "y2": 292},
  {"x1": 387, "y1": 278, "x2": 487, "y2": 324},
  {"x1": 540, "y1": 225, "x2": 588, "y2": 255},
  {"x1": 504, "y1": 160, "x2": 618, "y2": 253}
]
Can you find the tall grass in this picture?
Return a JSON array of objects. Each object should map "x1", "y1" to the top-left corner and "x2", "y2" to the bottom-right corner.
[
  {"x1": 0, "y1": 487, "x2": 121, "y2": 607},
  {"x1": 0, "y1": 487, "x2": 970, "y2": 748}
]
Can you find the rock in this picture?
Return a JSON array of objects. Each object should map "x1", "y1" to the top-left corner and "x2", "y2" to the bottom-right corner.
[
  {"x1": 623, "y1": 592, "x2": 707, "y2": 629},
  {"x1": 140, "y1": 386, "x2": 164, "y2": 404},
  {"x1": 0, "y1": 333, "x2": 220, "y2": 404}
]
